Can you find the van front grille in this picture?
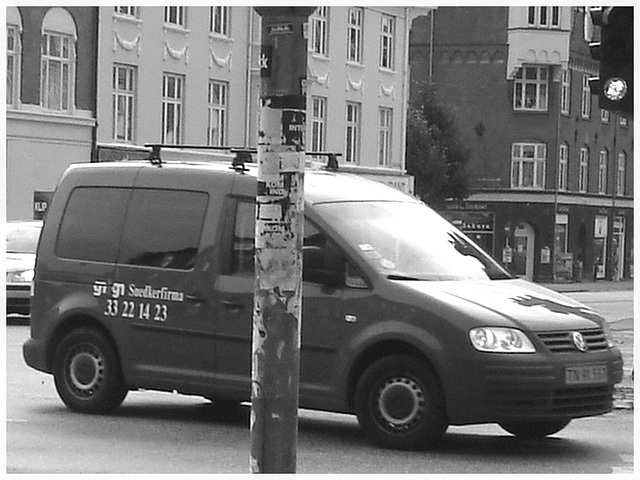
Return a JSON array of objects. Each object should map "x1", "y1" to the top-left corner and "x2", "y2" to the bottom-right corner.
[{"x1": 536, "y1": 328, "x2": 608, "y2": 354}]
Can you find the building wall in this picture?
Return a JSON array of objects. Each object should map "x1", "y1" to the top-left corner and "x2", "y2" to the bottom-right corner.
[
  {"x1": 96, "y1": 7, "x2": 255, "y2": 150},
  {"x1": 95, "y1": 6, "x2": 422, "y2": 187},
  {"x1": 6, "y1": 6, "x2": 97, "y2": 220}
]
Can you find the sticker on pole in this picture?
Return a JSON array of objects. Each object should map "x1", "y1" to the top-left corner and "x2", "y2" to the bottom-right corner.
[{"x1": 282, "y1": 110, "x2": 305, "y2": 146}]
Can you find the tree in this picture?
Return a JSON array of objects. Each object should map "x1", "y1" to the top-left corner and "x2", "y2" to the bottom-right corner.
[{"x1": 406, "y1": 88, "x2": 470, "y2": 208}]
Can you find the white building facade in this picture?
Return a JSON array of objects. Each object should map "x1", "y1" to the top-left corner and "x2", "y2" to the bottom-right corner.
[{"x1": 96, "y1": 6, "x2": 431, "y2": 192}]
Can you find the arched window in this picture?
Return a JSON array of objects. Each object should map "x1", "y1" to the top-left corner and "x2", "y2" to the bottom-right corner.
[
  {"x1": 579, "y1": 146, "x2": 589, "y2": 193},
  {"x1": 598, "y1": 149, "x2": 608, "y2": 195},
  {"x1": 41, "y1": 7, "x2": 77, "y2": 111},
  {"x1": 6, "y1": 6, "x2": 23, "y2": 107}
]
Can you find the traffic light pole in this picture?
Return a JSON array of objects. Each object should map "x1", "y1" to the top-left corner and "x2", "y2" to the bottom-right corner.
[{"x1": 250, "y1": 7, "x2": 315, "y2": 474}]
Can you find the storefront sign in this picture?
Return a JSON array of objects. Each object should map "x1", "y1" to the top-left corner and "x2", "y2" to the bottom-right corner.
[{"x1": 33, "y1": 191, "x2": 53, "y2": 220}]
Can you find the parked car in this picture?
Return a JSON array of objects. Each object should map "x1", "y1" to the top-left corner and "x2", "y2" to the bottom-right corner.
[
  {"x1": 23, "y1": 159, "x2": 623, "y2": 450},
  {"x1": 6, "y1": 220, "x2": 42, "y2": 315}
]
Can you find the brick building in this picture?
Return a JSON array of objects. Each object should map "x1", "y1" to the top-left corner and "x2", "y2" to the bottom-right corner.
[{"x1": 410, "y1": 6, "x2": 633, "y2": 282}]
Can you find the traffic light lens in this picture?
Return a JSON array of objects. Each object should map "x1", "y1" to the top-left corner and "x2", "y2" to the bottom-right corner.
[{"x1": 604, "y1": 77, "x2": 628, "y2": 101}]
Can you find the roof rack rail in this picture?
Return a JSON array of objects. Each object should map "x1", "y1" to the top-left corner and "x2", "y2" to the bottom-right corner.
[
  {"x1": 305, "y1": 152, "x2": 341, "y2": 171},
  {"x1": 144, "y1": 144, "x2": 342, "y2": 172},
  {"x1": 143, "y1": 144, "x2": 257, "y2": 171}
]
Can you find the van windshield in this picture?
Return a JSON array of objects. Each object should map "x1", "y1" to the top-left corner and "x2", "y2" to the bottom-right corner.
[{"x1": 314, "y1": 201, "x2": 512, "y2": 281}]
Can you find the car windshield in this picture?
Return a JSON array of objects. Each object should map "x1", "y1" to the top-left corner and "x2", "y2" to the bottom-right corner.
[
  {"x1": 315, "y1": 201, "x2": 512, "y2": 281},
  {"x1": 6, "y1": 223, "x2": 41, "y2": 254}
]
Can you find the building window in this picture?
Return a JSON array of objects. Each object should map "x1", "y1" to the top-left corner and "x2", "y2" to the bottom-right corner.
[
  {"x1": 114, "y1": 6, "x2": 138, "y2": 17},
  {"x1": 560, "y1": 69, "x2": 570, "y2": 114},
  {"x1": 527, "y1": 6, "x2": 560, "y2": 28},
  {"x1": 6, "y1": 25, "x2": 20, "y2": 106},
  {"x1": 558, "y1": 144, "x2": 568, "y2": 191},
  {"x1": 345, "y1": 102, "x2": 361, "y2": 163},
  {"x1": 378, "y1": 107, "x2": 392, "y2": 166},
  {"x1": 597, "y1": 149, "x2": 608, "y2": 195},
  {"x1": 379, "y1": 14, "x2": 395, "y2": 70},
  {"x1": 164, "y1": 6, "x2": 186, "y2": 27},
  {"x1": 513, "y1": 66, "x2": 548, "y2": 111},
  {"x1": 207, "y1": 80, "x2": 227, "y2": 147},
  {"x1": 619, "y1": 116, "x2": 628, "y2": 127},
  {"x1": 581, "y1": 74, "x2": 591, "y2": 119},
  {"x1": 347, "y1": 7, "x2": 363, "y2": 64},
  {"x1": 511, "y1": 143, "x2": 546, "y2": 189},
  {"x1": 616, "y1": 151, "x2": 626, "y2": 196},
  {"x1": 601, "y1": 108, "x2": 610, "y2": 123},
  {"x1": 210, "y1": 6, "x2": 230, "y2": 36},
  {"x1": 162, "y1": 73, "x2": 184, "y2": 144},
  {"x1": 310, "y1": 7, "x2": 328, "y2": 56},
  {"x1": 112, "y1": 64, "x2": 136, "y2": 142},
  {"x1": 41, "y1": 32, "x2": 74, "y2": 111},
  {"x1": 311, "y1": 96, "x2": 327, "y2": 154},
  {"x1": 579, "y1": 147, "x2": 589, "y2": 193}
]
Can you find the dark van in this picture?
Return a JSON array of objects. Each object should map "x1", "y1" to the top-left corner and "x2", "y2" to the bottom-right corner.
[{"x1": 23, "y1": 159, "x2": 623, "y2": 449}]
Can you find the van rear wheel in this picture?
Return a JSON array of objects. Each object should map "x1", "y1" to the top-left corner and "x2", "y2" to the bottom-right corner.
[
  {"x1": 354, "y1": 355, "x2": 448, "y2": 450},
  {"x1": 53, "y1": 328, "x2": 127, "y2": 413}
]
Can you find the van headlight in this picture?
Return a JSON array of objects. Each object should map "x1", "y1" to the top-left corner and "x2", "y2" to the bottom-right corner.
[{"x1": 469, "y1": 327, "x2": 536, "y2": 353}]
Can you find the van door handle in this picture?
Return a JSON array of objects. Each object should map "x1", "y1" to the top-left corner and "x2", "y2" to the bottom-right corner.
[
  {"x1": 221, "y1": 300, "x2": 245, "y2": 312},
  {"x1": 185, "y1": 294, "x2": 207, "y2": 304}
]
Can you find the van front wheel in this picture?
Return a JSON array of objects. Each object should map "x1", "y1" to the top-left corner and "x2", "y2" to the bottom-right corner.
[
  {"x1": 354, "y1": 355, "x2": 448, "y2": 450},
  {"x1": 499, "y1": 419, "x2": 571, "y2": 438},
  {"x1": 53, "y1": 328, "x2": 127, "y2": 413}
]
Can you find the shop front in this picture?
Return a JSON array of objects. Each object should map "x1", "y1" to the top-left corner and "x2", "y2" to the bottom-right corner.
[{"x1": 444, "y1": 198, "x2": 633, "y2": 284}]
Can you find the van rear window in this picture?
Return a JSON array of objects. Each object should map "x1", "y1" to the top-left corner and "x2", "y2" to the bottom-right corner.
[
  {"x1": 56, "y1": 187, "x2": 130, "y2": 263},
  {"x1": 56, "y1": 187, "x2": 208, "y2": 270},
  {"x1": 118, "y1": 189, "x2": 208, "y2": 270}
]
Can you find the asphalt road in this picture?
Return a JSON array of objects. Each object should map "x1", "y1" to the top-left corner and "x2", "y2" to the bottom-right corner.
[{"x1": 5, "y1": 283, "x2": 635, "y2": 474}]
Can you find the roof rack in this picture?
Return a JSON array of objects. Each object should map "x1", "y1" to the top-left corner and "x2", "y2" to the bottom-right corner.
[
  {"x1": 306, "y1": 152, "x2": 341, "y2": 171},
  {"x1": 144, "y1": 144, "x2": 342, "y2": 172},
  {"x1": 144, "y1": 144, "x2": 257, "y2": 172}
]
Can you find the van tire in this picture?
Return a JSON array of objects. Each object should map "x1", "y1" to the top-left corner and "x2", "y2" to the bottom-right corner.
[
  {"x1": 53, "y1": 328, "x2": 127, "y2": 413},
  {"x1": 354, "y1": 354, "x2": 448, "y2": 450},
  {"x1": 499, "y1": 419, "x2": 571, "y2": 438}
]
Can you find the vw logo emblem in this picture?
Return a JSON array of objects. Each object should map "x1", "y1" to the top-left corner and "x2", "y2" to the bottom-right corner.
[{"x1": 571, "y1": 331, "x2": 588, "y2": 352}]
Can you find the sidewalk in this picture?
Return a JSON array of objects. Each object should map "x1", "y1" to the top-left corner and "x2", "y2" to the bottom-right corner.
[{"x1": 539, "y1": 278, "x2": 634, "y2": 293}]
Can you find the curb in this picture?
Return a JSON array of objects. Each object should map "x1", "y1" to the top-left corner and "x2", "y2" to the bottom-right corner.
[{"x1": 614, "y1": 386, "x2": 634, "y2": 410}]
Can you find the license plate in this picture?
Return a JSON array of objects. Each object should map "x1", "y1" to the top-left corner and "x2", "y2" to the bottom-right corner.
[{"x1": 565, "y1": 365, "x2": 608, "y2": 385}]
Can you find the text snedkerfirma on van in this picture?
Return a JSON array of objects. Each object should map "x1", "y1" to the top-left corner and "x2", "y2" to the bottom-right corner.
[{"x1": 23, "y1": 159, "x2": 623, "y2": 450}]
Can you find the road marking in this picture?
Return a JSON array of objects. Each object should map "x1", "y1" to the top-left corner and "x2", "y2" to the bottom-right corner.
[{"x1": 6, "y1": 418, "x2": 28, "y2": 423}]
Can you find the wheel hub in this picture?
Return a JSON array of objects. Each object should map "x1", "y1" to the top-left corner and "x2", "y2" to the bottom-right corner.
[
  {"x1": 377, "y1": 376, "x2": 425, "y2": 429},
  {"x1": 69, "y1": 351, "x2": 103, "y2": 394}
]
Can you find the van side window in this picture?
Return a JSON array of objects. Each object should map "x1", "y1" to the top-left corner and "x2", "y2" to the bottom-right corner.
[
  {"x1": 118, "y1": 189, "x2": 208, "y2": 270},
  {"x1": 56, "y1": 187, "x2": 130, "y2": 263},
  {"x1": 303, "y1": 221, "x2": 347, "y2": 286},
  {"x1": 232, "y1": 201, "x2": 256, "y2": 274}
]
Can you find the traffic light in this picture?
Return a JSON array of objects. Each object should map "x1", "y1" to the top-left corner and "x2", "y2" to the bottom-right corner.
[{"x1": 589, "y1": 7, "x2": 633, "y2": 115}]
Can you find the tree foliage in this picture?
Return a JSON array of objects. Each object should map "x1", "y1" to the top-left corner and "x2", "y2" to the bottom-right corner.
[{"x1": 406, "y1": 88, "x2": 470, "y2": 208}]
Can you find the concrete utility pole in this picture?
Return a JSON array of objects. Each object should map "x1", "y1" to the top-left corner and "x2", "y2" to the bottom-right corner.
[{"x1": 250, "y1": 6, "x2": 315, "y2": 474}]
